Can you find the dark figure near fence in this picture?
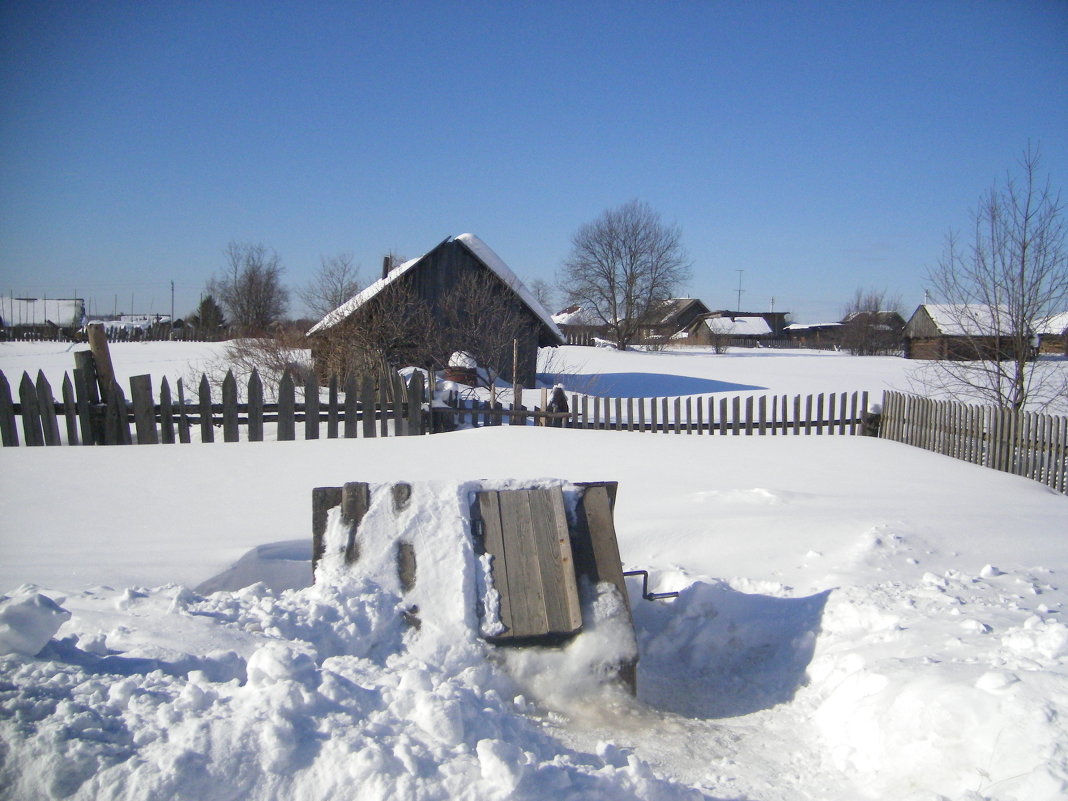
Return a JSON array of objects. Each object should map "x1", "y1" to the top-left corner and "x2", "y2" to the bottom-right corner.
[{"x1": 547, "y1": 385, "x2": 569, "y2": 427}]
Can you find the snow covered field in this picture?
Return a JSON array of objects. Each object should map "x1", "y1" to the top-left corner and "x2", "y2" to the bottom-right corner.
[{"x1": 2, "y1": 341, "x2": 1068, "y2": 800}]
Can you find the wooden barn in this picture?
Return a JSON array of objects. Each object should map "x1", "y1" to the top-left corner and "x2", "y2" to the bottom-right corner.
[
  {"x1": 903, "y1": 304, "x2": 1020, "y2": 360},
  {"x1": 307, "y1": 234, "x2": 564, "y2": 386},
  {"x1": 683, "y1": 313, "x2": 773, "y2": 346},
  {"x1": 634, "y1": 298, "x2": 711, "y2": 342},
  {"x1": 1035, "y1": 311, "x2": 1068, "y2": 355}
]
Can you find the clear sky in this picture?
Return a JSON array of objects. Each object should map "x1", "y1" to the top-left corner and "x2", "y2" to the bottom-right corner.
[{"x1": 2, "y1": 1, "x2": 1066, "y2": 324}]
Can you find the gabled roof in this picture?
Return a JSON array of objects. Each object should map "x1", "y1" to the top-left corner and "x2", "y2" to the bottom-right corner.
[
  {"x1": 636, "y1": 298, "x2": 709, "y2": 327},
  {"x1": 1035, "y1": 311, "x2": 1068, "y2": 336},
  {"x1": 307, "y1": 234, "x2": 563, "y2": 341},
  {"x1": 552, "y1": 305, "x2": 600, "y2": 327},
  {"x1": 705, "y1": 316, "x2": 772, "y2": 336},
  {"x1": 915, "y1": 304, "x2": 1014, "y2": 337}
]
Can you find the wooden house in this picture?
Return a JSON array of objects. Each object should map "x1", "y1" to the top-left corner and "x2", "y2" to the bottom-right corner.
[
  {"x1": 1035, "y1": 312, "x2": 1068, "y2": 355},
  {"x1": 784, "y1": 322, "x2": 842, "y2": 349},
  {"x1": 307, "y1": 234, "x2": 564, "y2": 386},
  {"x1": 683, "y1": 313, "x2": 773, "y2": 346},
  {"x1": 552, "y1": 305, "x2": 606, "y2": 344},
  {"x1": 634, "y1": 298, "x2": 711, "y2": 342},
  {"x1": 903, "y1": 304, "x2": 1020, "y2": 360}
]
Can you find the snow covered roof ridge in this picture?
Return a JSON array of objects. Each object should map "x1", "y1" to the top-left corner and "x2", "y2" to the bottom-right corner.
[{"x1": 308, "y1": 234, "x2": 563, "y2": 341}]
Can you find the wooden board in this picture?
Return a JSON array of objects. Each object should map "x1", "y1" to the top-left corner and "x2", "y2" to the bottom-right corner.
[{"x1": 475, "y1": 487, "x2": 582, "y2": 641}]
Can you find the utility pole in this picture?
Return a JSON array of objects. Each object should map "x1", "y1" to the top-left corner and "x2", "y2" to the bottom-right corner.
[
  {"x1": 735, "y1": 270, "x2": 744, "y2": 312},
  {"x1": 170, "y1": 280, "x2": 175, "y2": 323}
]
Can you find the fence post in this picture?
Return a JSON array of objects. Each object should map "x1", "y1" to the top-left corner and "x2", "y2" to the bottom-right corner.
[
  {"x1": 160, "y1": 377, "x2": 175, "y2": 444},
  {"x1": 327, "y1": 375, "x2": 339, "y2": 439},
  {"x1": 0, "y1": 371, "x2": 19, "y2": 446},
  {"x1": 407, "y1": 371, "x2": 425, "y2": 435},
  {"x1": 19, "y1": 373, "x2": 43, "y2": 446},
  {"x1": 198, "y1": 374, "x2": 214, "y2": 443},
  {"x1": 61, "y1": 374, "x2": 79, "y2": 446},
  {"x1": 105, "y1": 380, "x2": 132, "y2": 445},
  {"x1": 361, "y1": 376, "x2": 375, "y2": 438},
  {"x1": 248, "y1": 369, "x2": 264, "y2": 442},
  {"x1": 277, "y1": 371, "x2": 296, "y2": 441},
  {"x1": 130, "y1": 374, "x2": 159, "y2": 445},
  {"x1": 72, "y1": 365, "x2": 96, "y2": 445},
  {"x1": 86, "y1": 323, "x2": 116, "y2": 402},
  {"x1": 35, "y1": 371, "x2": 61, "y2": 445},
  {"x1": 176, "y1": 378, "x2": 191, "y2": 444},
  {"x1": 305, "y1": 374, "x2": 320, "y2": 440}
]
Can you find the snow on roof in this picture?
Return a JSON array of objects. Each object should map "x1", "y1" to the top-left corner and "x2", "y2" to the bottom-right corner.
[
  {"x1": 307, "y1": 234, "x2": 563, "y2": 342},
  {"x1": 454, "y1": 233, "x2": 562, "y2": 340},
  {"x1": 920, "y1": 304, "x2": 1013, "y2": 336},
  {"x1": 785, "y1": 322, "x2": 841, "y2": 331},
  {"x1": 552, "y1": 305, "x2": 599, "y2": 327},
  {"x1": 1035, "y1": 311, "x2": 1068, "y2": 336},
  {"x1": 0, "y1": 298, "x2": 85, "y2": 328},
  {"x1": 706, "y1": 316, "x2": 772, "y2": 336}
]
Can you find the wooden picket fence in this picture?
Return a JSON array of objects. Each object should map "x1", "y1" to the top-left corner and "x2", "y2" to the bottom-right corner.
[
  {"x1": 0, "y1": 368, "x2": 427, "y2": 446},
  {"x1": 880, "y1": 391, "x2": 1068, "y2": 494},
  {"x1": 436, "y1": 389, "x2": 872, "y2": 435}
]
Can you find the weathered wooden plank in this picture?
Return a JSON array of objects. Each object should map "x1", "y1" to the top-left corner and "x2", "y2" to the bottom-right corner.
[
  {"x1": 130, "y1": 374, "x2": 159, "y2": 445},
  {"x1": 344, "y1": 375, "x2": 359, "y2": 438},
  {"x1": 408, "y1": 371, "x2": 425, "y2": 435},
  {"x1": 327, "y1": 375, "x2": 339, "y2": 439},
  {"x1": 198, "y1": 375, "x2": 214, "y2": 443},
  {"x1": 247, "y1": 369, "x2": 264, "y2": 442},
  {"x1": 0, "y1": 371, "x2": 19, "y2": 446},
  {"x1": 757, "y1": 395, "x2": 766, "y2": 435},
  {"x1": 360, "y1": 377, "x2": 375, "y2": 437},
  {"x1": 311, "y1": 486, "x2": 344, "y2": 578},
  {"x1": 378, "y1": 377, "x2": 389, "y2": 437},
  {"x1": 615, "y1": 396, "x2": 623, "y2": 432},
  {"x1": 804, "y1": 394, "x2": 814, "y2": 435},
  {"x1": 745, "y1": 396, "x2": 754, "y2": 435},
  {"x1": 61, "y1": 373, "x2": 79, "y2": 446},
  {"x1": 649, "y1": 396, "x2": 657, "y2": 433},
  {"x1": 221, "y1": 371, "x2": 239, "y2": 442},
  {"x1": 86, "y1": 322, "x2": 116, "y2": 401},
  {"x1": 159, "y1": 377, "x2": 175, "y2": 444},
  {"x1": 341, "y1": 481, "x2": 370, "y2": 564},
  {"x1": 392, "y1": 372, "x2": 407, "y2": 435},
  {"x1": 732, "y1": 396, "x2": 741, "y2": 435},
  {"x1": 818, "y1": 393, "x2": 827, "y2": 436},
  {"x1": 673, "y1": 397, "x2": 682, "y2": 434},
  {"x1": 73, "y1": 350, "x2": 100, "y2": 405},
  {"x1": 105, "y1": 380, "x2": 132, "y2": 445},
  {"x1": 498, "y1": 490, "x2": 549, "y2": 637},
  {"x1": 528, "y1": 487, "x2": 582, "y2": 633},
  {"x1": 19, "y1": 373, "x2": 43, "y2": 446},
  {"x1": 476, "y1": 491, "x2": 513, "y2": 635},
  {"x1": 277, "y1": 371, "x2": 296, "y2": 441},
  {"x1": 72, "y1": 367, "x2": 95, "y2": 445},
  {"x1": 35, "y1": 371, "x2": 61, "y2": 446},
  {"x1": 661, "y1": 397, "x2": 669, "y2": 433},
  {"x1": 176, "y1": 378, "x2": 191, "y2": 444},
  {"x1": 719, "y1": 397, "x2": 727, "y2": 435},
  {"x1": 305, "y1": 374, "x2": 320, "y2": 440}
]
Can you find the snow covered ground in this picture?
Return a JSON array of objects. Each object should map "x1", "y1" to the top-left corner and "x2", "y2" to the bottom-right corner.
[{"x1": 2, "y1": 341, "x2": 1068, "y2": 800}]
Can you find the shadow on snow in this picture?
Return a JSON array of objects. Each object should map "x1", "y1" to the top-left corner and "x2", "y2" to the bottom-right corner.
[{"x1": 541, "y1": 372, "x2": 766, "y2": 398}]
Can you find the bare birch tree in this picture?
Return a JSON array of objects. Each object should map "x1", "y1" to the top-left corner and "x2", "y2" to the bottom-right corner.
[
  {"x1": 840, "y1": 288, "x2": 903, "y2": 356},
  {"x1": 919, "y1": 146, "x2": 1068, "y2": 411},
  {"x1": 559, "y1": 200, "x2": 691, "y2": 349}
]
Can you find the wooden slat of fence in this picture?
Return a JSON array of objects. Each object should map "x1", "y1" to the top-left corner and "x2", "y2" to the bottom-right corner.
[
  {"x1": 615, "y1": 397, "x2": 623, "y2": 432},
  {"x1": 637, "y1": 396, "x2": 645, "y2": 432},
  {"x1": 0, "y1": 372, "x2": 19, "y2": 446},
  {"x1": 345, "y1": 376, "x2": 359, "y2": 439},
  {"x1": 408, "y1": 372, "x2": 424, "y2": 436},
  {"x1": 19, "y1": 373, "x2": 43, "y2": 446},
  {"x1": 661, "y1": 397, "x2": 669, "y2": 433},
  {"x1": 72, "y1": 367, "x2": 95, "y2": 445},
  {"x1": 378, "y1": 378, "x2": 389, "y2": 437},
  {"x1": 696, "y1": 395, "x2": 704, "y2": 434},
  {"x1": 177, "y1": 378, "x2": 191, "y2": 444},
  {"x1": 160, "y1": 377, "x2": 175, "y2": 444},
  {"x1": 248, "y1": 370, "x2": 264, "y2": 442},
  {"x1": 392, "y1": 373, "x2": 406, "y2": 435},
  {"x1": 131, "y1": 374, "x2": 159, "y2": 445},
  {"x1": 361, "y1": 377, "x2": 375, "y2": 438},
  {"x1": 277, "y1": 371, "x2": 296, "y2": 441},
  {"x1": 305, "y1": 375, "x2": 320, "y2": 440},
  {"x1": 328, "y1": 376, "x2": 339, "y2": 439},
  {"x1": 61, "y1": 374, "x2": 79, "y2": 446},
  {"x1": 222, "y1": 371, "x2": 239, "y2": 443},
  {"x1": 757, "y1": 395, "x2": 766, "y2": 435},
  {"x1": 35, "y1": 371, "x2": 60, "y2": 446},
  {"x1": 198, "y1": 375, "x2": 214, "y2": 443},
  {"x1": 628, "y1": 397, "x2": 635, "y2": 432},
  {"x1": 673, "y1": 397, "x2": 682, "y2": 434}
]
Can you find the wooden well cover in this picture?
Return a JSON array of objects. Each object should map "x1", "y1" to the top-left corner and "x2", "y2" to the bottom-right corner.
[{"x1": 475, "y1": 486, "x2": 583, "y2": 641}]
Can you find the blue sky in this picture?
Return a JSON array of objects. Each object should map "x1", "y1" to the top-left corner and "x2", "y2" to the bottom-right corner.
[{"x1": 2, "y1": 1, "x2": 1066, "y2": 323}]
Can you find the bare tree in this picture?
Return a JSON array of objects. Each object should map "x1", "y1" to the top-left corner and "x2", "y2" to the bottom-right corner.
[
  {"x1": 840, "y1": 288, "x2": 904, "y2": 356},
  {"x1": 559, "y1": 200, "x2": 691, "y2": 349},
  {"x1": 209, "y1": 242, "x2": 289, "y2": 336},
  {"x1": 299, "y1": 253, "x2": 362, "y2": 320},
  {"x1": 920, "y1": 146, "x2": 1068, "y2": 411},
  {"x1": 528, "y1": 278, "x2": 556, "y2": 314}
]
